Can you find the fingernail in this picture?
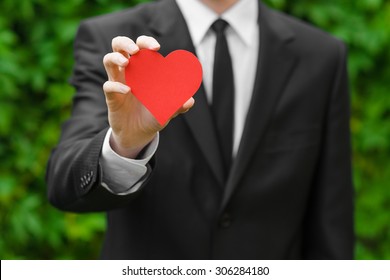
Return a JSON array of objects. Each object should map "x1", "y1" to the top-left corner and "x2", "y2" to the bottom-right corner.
[
  {"x1": 119, "y1": 84, "x2": 130, "y2": 93},
  {"x1": 128, "y1": 44, "x2": 139, "y2": 54},
  {"x1": 151, "y1": 42, "x2": 160, "y2": 49},
  {"x1": 118, "y1": 56, "x2": 128, "y2": 65}
]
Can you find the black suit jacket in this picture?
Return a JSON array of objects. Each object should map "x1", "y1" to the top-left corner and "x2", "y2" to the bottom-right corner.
[{"x1": 46, "y1": 0, "x2": 354, "y2": 259}]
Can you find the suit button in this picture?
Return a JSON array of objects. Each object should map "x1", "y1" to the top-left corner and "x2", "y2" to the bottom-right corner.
[
  {"x1": 86, "y1": 171, "x2": 93, "y2": 182},
  {"x1": 219, "y1": 213, "x2": 232, "y2": 228}
]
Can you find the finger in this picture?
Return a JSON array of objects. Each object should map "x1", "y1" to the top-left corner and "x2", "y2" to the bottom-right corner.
[
  {"x1": 103, "y1": 52, "x2": 129, "y2": 80},
  {"x1": 112, "y1": 36, "x2": 139, "y2": 55},
  {"x1": 103, "y1": 81, "x2": 130, "y2": 95},
  {"x1": 136, "y1": 35, "x2": 160, "y2": 50},
  {"x1": 172, "y1": 98, "x2": 195, "y2": 118},
  {"x1": 181, "y1": 97, "x2": 195, "y2": 113}
]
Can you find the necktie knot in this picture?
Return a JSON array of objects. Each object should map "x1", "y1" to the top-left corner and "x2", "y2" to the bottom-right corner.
[{"x1": 211, "y1": 19, "x2": 229, "y2": 34}]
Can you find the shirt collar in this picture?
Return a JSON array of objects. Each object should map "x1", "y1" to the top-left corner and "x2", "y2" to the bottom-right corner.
[{"x1": 175, "y1": 0, "x2": 258, "y2": 47}]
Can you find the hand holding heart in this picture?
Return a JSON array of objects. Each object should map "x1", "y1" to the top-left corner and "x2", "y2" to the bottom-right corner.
[{"x1": 102, "y1": 35, "x2": 196, "y2": 158}]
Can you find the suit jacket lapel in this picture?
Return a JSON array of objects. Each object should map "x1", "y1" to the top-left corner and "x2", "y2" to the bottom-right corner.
[
  {"x1": 220, "y1": 2, "x2": 299, "y2": 212},
  {"x1": 148, "y1": 0, "x2": 225, "y2": 186}
]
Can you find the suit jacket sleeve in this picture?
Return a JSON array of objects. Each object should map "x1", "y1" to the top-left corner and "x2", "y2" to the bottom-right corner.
[
  {"x1": 46, "y1": 20, "x2": 153, "y2": 213},
  {"x1": 303, "y1": 43, "x2": 354, "y2": 259}
]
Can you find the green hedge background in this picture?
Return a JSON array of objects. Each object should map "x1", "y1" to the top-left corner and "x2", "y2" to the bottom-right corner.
[{"x1": 0, "y1": 0, "x2": 389, "y2": 259}]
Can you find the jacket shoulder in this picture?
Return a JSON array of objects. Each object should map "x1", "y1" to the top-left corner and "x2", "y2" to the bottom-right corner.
[
  {"x1": 78, "y1": 1, "x2": 160, "y2": 39},
  {"x1": 266, "y1": 6, "x2": 346, "y2": 53}
]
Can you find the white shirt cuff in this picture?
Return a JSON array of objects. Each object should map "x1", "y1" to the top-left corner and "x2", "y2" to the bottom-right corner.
[{"x1": 100, "y1": 128, "x2": 159, "y2": 195}]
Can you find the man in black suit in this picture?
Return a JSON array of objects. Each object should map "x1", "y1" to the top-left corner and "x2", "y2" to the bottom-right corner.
[{"x1": 46, "y1": 0, "x2": 354, "y2": 259}]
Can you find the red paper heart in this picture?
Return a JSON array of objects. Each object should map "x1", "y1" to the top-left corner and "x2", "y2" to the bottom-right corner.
[{"x1": 125, "y1": 49, "x2": 203, "y2": 125}]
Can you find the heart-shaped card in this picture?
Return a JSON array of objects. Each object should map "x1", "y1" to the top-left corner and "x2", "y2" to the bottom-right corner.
[{"x1": 125, "y1": 49, "x2": 203, "y2": 125}]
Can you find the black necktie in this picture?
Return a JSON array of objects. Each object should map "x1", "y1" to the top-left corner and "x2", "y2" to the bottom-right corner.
[{"x1": 211, "y1": 19, "x2": 234, "y2": 178}]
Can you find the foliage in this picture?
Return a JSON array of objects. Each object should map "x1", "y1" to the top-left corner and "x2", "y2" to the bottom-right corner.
[
  {"x1": 0, "y1": 0, "x2": 148, "y2": 260},
  {"x1": 0, "y1": 0, "x2": 389, "y2": 259}
]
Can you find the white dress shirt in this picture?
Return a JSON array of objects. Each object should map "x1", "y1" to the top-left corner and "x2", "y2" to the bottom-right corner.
[
  {"x1": 100, "y1": 0, "x2": 259, "y2": 194},
  {"x1": 176, "y1": 0, "x2": 259, "y2": 155}
]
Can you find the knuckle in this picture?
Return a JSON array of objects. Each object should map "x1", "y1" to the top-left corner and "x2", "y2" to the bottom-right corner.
[
  {"x1": 136, "y1": 35, "x2": 148, "y2": 43},
  {"x1": 112, "y1": 36, "x2": 122, "y2": 46},
  {"x1": 112, "y1": 36, "x2": 129, "y2": 48},
  {"x1": 102, "y1": 81, "x2": 111, "y2": 92},
  {"x1": 137, "y1": 35, "x2": 147, "y2": 40},
  {"x1": 113, "y1": 36, "x2": 136, "y2": 53},
  {"x1": 103, "y1": 53, "x2": 112, "y2": 65}
]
